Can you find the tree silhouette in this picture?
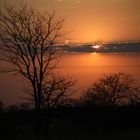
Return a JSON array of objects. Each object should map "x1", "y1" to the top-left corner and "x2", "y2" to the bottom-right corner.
[
  {"x1": 24, "y1": 75, "x2": 75, "y2": 134},
  {"x1": 0, "y1": 5, "x2": 65, "y2": 114},
  {"x1": 81, "y1": 73, "x2": 140, "y2": 106},
  {"x1": 24, "y1": 75, "x2": 75, "y2": 109}
]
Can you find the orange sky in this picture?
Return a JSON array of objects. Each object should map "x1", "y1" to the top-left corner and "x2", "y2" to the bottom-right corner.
[{"x1": 1, "y1": 0, "x2": 140, "y2": 43}]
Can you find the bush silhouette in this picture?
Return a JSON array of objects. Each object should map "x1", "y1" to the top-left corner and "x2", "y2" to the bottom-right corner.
[{"x1": 81, "y1": 73, "x2": 140, "y2": 106}]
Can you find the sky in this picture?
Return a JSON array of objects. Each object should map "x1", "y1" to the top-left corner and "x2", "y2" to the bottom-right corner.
[{"x1": 0, "y1": 0, "x2": 140, "y2": 43}]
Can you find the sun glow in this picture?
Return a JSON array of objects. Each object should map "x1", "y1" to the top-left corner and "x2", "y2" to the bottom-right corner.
[{"x1": 91, "y1": 45, "x2": 100, "y2": 49}]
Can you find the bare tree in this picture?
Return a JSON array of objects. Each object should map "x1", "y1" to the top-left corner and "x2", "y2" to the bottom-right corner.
[
  {"x1": 23, "y1": 74, "x2": 75, "y2": 134},
  {"x1": 25, "y1": 75, "x2": 75, "y2": 110},
  {"x1": 0, "y1": 5, "x2": 65, "y2": 113},
  {"x1": 81, "y1": 73, "x2": 140, "y2": 106}
]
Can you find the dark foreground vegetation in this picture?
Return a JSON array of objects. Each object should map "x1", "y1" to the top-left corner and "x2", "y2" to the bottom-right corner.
[
  {"x1": 1, "y1": 105, "x2": 140, "y2": 140},
  {"x1": 1, "y1": 72, "x2": 140, "y2": 140}
]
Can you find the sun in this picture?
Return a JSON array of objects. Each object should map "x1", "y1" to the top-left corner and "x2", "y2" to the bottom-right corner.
[{"x1": 91, "y1": 45, "x2": 100, "y2": 49}]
